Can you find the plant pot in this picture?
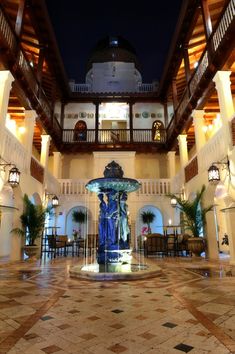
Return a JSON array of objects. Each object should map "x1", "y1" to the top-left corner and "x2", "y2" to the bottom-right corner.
[
  {"x1": 24, "y1": 245, "x2": 40, "y2": 260},
  {"x1": 187, "y1": 237, "x2": 206, "y2": 257}
]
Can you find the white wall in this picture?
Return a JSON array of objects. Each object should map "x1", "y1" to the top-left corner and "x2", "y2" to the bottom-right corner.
[
  {"x1": 64, "y1": 103, "x2": 95, "y2": 129},
  {"x1": 133, "y1": 103, "x2": 164, "y2": 129},
  {"x1": 88, "y1": 62, "x2": 141, "y2": 92}
]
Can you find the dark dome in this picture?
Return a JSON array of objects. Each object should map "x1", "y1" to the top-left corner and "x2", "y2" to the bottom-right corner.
[{"x1": 86, "y1": 36, "x2": 141, "y2": 72}]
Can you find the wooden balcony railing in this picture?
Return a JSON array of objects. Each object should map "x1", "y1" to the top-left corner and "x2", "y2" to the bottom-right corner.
[
  {"x1": 62, "y1": 129, "x2": 166, "y2": 144},
  {"x1": 171, "y1": 0, "x2": 235, "y2": 132},
  {"x1": 30, "y1": 157, "x2": 44, "y2": 184},
  {"x1": 185, "y1": 156, "x2": 198, "y2": 183},
  {"x1": 0, "y1": 6, "x2": 61, "y2": 138},
  {"x1": 59, "y1": 178, "x2": 171, "y2": 196}
]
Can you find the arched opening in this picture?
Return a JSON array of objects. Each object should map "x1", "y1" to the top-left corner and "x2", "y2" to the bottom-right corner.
[
  {"x1": 74, "y1": 120, "x2": 87, "y2": 141},
  {"x1": 136, "y1": 205, "x2": 163, "y2": 249},
  {"x1": 152, "y1": 120, "x2": 164, "y2": 141},
  {"x1": 66, "y1": 206, "x2": 90, "y2": 240}
]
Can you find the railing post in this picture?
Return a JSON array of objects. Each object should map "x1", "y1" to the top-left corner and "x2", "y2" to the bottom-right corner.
[
  {"x1": 95, "y1": 101, "x2": 99, "y2": 143},
  {"x1": 129, "y1": 101, "x2": 133, "y2": 142}
]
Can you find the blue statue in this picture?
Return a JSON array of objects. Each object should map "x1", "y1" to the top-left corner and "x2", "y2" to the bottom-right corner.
[
  {"x1": 98, "y1": 193, "x2": 107, "y2": 246},
  {"x1": 86, "y1": 161, "x2": 141, "y2": 264},
  {"x1": 107, "y1": 190, "x2": 119, "y2": 245},
  {"x1": 119, "y1": 192, "x2": 130, "y2": 246}
]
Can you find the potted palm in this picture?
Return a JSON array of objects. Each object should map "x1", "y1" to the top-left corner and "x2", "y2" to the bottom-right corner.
[
  {"x1": 140, "y1": 210, "x2": 156, "y2": 234},
  {"x1": 169, "y1": 185, "x2": 213, "y2": 256},
  {"x1": 72, "y1": 209, "x2": 87, "y2": 240},
  {"x1": 12, "y1": 194, "x2": 49, "y2": 260}
]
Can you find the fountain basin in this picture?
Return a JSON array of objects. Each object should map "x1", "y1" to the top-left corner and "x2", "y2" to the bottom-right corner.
[
  {"x1": 69, "y1": 258, "x2": 162, "y2": 281},
  {"x1": 86, "y1": 177, "x2": 140, "y2": 193}
]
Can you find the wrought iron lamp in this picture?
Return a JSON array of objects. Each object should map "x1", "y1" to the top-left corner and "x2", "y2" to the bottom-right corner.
[
  {"x1": 45, "y1": 193, "x2": 59, "y2": 207},
  {"x1": 208, "y1": 156, "x2": 230, "y2": 183},
  {"x1": 51, "y1": 195, "x2": 59, "y2": 207},
  {"x1": 0, "y1": 157, "x2": 20, "y2": 188},
  {"x1": 170, "y1": 197, "x2": 178, "y2": 208}
]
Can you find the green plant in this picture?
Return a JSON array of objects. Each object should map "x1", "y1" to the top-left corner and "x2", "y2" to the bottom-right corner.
[
  {"x1": 168, "y1": 185, "x2": 213, "y2": 237},
  {"x1": 140, "y1": 210, "x2": 156, "y2": 234},
  {"x1": 72, "y1": 209, "x2": 86, "y2": 235},
  {"x1": 11, "y1": 194, "x2": 50, "y2": 246}
]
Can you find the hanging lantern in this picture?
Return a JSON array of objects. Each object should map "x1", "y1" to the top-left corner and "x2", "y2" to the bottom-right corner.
[
  {"x1": 52, "y1": 195, "x2": 59, "y2": 207},
  {"x1": 8, "y1": 166, "x2": 20, "y2": 187},
  {"x1": 208, "y1": 164, "x2": 220, "y2": 183}
]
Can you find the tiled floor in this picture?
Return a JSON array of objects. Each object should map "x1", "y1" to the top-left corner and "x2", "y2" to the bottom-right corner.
[{"x1": 0, "y1": 255, "x2": 235, "y2": 353}]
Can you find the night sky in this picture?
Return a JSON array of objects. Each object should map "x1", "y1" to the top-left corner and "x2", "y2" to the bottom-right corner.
[{"x1": 46, "y1": 1, "x2": 182, "y2": 83}]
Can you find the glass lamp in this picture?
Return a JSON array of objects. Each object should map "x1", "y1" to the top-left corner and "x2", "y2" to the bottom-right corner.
[
  {"x1": 52, "y1": 195, "x2": 59, "y2": 207},
  {"x1": 170, "y1": 197, "x2": 177, "y2": 208},
  {"x1": 208, "y1": 164, "x2": 220, "y2": 183},
  {"x1": 8, "y1": 166, "x2": 20, "y2": 187}
]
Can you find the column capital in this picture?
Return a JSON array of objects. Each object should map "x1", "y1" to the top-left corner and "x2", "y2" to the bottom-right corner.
[
  {"x1": 167, "y1": 151, "x2": 176, "y2": 159},
  {"x1": 192, "y1": 109, "x2": 205, "y2": 120},
  {"x1": 24, "y1": 110, "x2": 37, "y2": 121},
  {"x1": 53, "y1": 151, "x2": 61, "y2": 157},
  {"x1": 41, "y1": 135, "x2": 51, "y2": 144},
  {"x1": 213, "y1": 71, "x2": 232, "y2": 86},
  {"x1": 0, "y1": 70, "x2": 14, "y2": 85},
  {"x1": 177, "y1": 134, "x2": 187, "y2": 144}
]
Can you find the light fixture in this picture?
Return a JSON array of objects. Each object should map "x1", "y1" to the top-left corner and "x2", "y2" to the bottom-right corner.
[
  {"x1": 52, "y1": 195, "x2": 59, "y2": 207},
  {"x1": 45, "y1": 193, "x2": 59, "y2": 208},
  {"x1": 170, "y1": 197, "x2": 178, "y2": 208},
  {"x1": 208, "y1": 156, "x2": 230, "y2": 183},
  {"x1": 8, "y1": 166, "x2": 21, "y2": 187},
  {"x1": 0, "y1": 157, "x2": 20, "y2": 188}
]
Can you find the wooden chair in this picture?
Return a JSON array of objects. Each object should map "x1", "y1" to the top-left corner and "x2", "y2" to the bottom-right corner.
[
  {"x1": 143, "y1": 233, "x2": 166, "y2": 257},
  {"x1": 79, "y1": 234, "x2": 98, "y2": 255}
]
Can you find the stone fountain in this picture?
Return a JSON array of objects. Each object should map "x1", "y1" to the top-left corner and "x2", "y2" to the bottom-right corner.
[{"x1": 69, "y1": 161, "x2": 161, "y2": 280}]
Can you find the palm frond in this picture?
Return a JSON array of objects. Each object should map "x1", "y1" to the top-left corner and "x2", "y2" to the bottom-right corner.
[{"x1": 168, "y1": 185, "x2": 213, "y2": 237}]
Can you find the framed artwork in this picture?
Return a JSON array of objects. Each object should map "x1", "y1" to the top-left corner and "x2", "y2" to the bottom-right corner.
[
  {"x1": 151, "y1": 113, "x2": 156, "y2": 118},
  {"x1": 157, "y1": 112, "x2": 163, "y2": 118},
  {"x1": 135, "y1": 113, "x2": 140, "y2": 118}
]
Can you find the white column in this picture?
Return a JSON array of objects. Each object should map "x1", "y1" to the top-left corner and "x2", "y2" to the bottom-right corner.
[
  {"x1": 213, "y1": 71, "x2": 234, "y2": 148},
  {"x1": 167, "y1": 151, "x2": 176, "y2": 179},
  {"x1": 205, "y1": 210, "x2": 219, "y2": 260},
  {"x1": 0, "y1": 71, "x2": 14, "y2": 156},
  {"x1": 53, "y1": 152, "x2": 62, "y2": 179},
  {"x1": 213, "y1": 71, "x2": 234, "y2": 121},
  {"x1": 40, "y1": 135, "x2": 51, "y2": 168},
  {"x1": 192, "y1": 110, "x2": 206, "y2": 151},
  {"x1": 177, "y1": 135, "x2": 188, "y2": 168},
  {"x1": 223, "y1": 209, "x2": 235, "y2": 265},
  {"x1": 23, "y1": 110, "x2": 37, "y2": 171}
]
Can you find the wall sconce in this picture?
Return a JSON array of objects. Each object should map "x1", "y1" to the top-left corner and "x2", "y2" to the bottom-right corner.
[
  {"x1": 52, "y1": 195, "x2": 59, "y2": 207},
  {"x1": 208, "y1": 156, "x2": 230, "y2": 183},
  {"x1": 170, "y1": 197, "x2": 178, "y2": 208},
  {"x1": 170, "y1": 190, "x2": 185, "y2": 208},
  {"x1": 45, "y1": 193, "x2": 59, "y2": 208},
  {"x1": 0, "y1": 157, "x2": 20, "y2": 188}
]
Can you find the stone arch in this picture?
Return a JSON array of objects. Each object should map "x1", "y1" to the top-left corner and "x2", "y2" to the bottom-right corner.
[
  {"x1": 65, "y1": 205, "x2": 90, "y2": 239},
  {"x1": 135, "y1": 205, "x2": 164, "y2": 249},
  {"x1": 31, "y1": 192, "x2": 42, "y2": 205},
  {"x1": 152, "y1": 120, "x2": 164, "y2": 141}
]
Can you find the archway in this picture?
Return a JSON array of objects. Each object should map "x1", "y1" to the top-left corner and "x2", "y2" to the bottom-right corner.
[
  {"x1": 66, "y1": 206, "x2": 90, "y2": 240},
  {"x1": 152, "y1": 120, "x2": 164, "y2": 141},
  {"x1": 136, "y1": 205, "x2": 164, "y2": 249},
  {"x1": 74, "y1": 120, "x2": 87, "y2": 141}
]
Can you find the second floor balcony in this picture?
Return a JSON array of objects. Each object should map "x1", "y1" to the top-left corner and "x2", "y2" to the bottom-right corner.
[{"x1": 61, "y1": 128, "x2": 166, "y2": 152}]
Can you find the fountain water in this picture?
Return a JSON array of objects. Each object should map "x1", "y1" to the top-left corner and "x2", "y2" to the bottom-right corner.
[{"x1": 69, "y1": 161, "x2": 161, "y2": 280}]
